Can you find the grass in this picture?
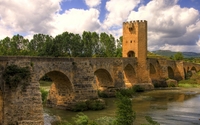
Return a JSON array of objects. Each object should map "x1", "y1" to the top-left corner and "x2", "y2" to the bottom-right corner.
[
  {"x1": 40, "y1": 80, "x2": 52, "y2": 91},
  {"x1": 178, "y1": 71, "x2": 200, "y2": 88},
  {"x1": 40, "y1": 80, "x2": 52, "y2": 86},
  {"x1": 39, "y1": 81, "x2": 52, "y2": 103},
  {"x1": 178, "y1": 83, "x2": 200, "y2": 88}
]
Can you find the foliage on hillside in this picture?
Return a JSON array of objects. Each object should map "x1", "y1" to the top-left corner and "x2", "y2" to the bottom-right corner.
[
  {"x1": 152, "y1": 50, "x2": 200, "y2": 58},
  {"x1": 147, "y1": 51, "x2": 170, "y2": 59},
  {"x1": 149, "y1": 51, "x2": 200, "y2": 64},
  {"x1": 151, "y1": 50, "x2": 200, "y2": 63}
]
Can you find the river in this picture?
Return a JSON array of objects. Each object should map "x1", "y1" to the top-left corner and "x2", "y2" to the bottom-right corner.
[{"x1": 44, "y1": 88, "x2": 200, "y2": 125}]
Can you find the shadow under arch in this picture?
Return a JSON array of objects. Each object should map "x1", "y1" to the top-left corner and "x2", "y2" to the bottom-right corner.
[
  {"x1": 184, "y1": 68, "x2": 187, "y2": 79},
  {"x1": 124, "y1": 64, "x2": 137, "y2": 88},
  {"x1": 149, "y1": 63, "x2": 157, "y2": 81},
  {"x1": 94, "y1": 69, "x2": 113, "y2": 90},
  {"x1": 150, "y1": 63, "x2": 156, "y2": 74},
  {"x1": 191, "y1": 66, "x2": 197, "y2": 73},
  {"x1": 127, "y1": 51, "x2": 135, "y2": 57},
  {"x1": 168, "y1": 66, "x2": 174, "y2": 79},
  {"x1": 41, "y1": 71, "x2": 74, "y2": 109}
]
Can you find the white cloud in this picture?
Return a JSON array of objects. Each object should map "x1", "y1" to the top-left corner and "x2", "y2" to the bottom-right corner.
[
  {"x1": 85, "y1": 0, "x2": 101, "y2": 8},
  {"x1": 196, "y1": 37, "x2": 200, "y2": 47},
  {"x1": 0, "y1": 22, "x2": 13, "y2": 39},
  {"x1": 51, "y1": 8, "x2": 101, "y2": 35},
  {"x1": 0, "y1": 0, "x2": 61, "y2": 37},
  {"x1": 127, "y1": 0, "x2": 200, "y2": 52},
  {"x1": 0, "y1": 0, "x2": 102, "y2": 39},
  {"x1": 159, "y1": 44, "x2": 200, "y2": 53},
  {"x1": 103, "y1": 0, "x2": 140, "y2": 28}
]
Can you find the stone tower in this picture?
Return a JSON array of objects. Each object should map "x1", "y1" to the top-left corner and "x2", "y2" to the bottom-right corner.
[
  {"x1": 122, "y1": 20, "x2": 147, "y2": 60},
  {"x1": 123, "y1": 20, "x2": 152, "y2": 87}
]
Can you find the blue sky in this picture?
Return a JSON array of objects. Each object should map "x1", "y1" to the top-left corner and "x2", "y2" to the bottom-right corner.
[{"x1": 0, "y1": 0, "x2": 200, "y2": 52}]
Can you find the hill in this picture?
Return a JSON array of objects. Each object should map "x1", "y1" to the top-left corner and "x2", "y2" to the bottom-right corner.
[{"x1": 152, "y1": 50, "x2": 200, "y2": 58}]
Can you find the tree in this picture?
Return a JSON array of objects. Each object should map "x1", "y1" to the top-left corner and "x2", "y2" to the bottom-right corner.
[
  {"x1": 173, "y1": 52, "x2": 184, "y2": 60},
  {"x1": 67, "y1": 33, "x2": 82, "y2": 57},
  {"x1": 0, "y1": 37, "x2": 11, "y2": 55},
  {"x1": 115, "y1": 36, "x2": 122, "y2": 57},
  {"x1": 12, "y1": 34, "x2": 29, "y2": 55},
  {"x1": 91, "y1": 32, "x2": 100, "y2": 57},
  {"x1": 81, "y1": 31, "x2": 94, "y2": 57},
  {"x1": 28, "y1": 34, "x2": 52, "y2": 56},
  {"x1": 100, "y1": 33, "x2": 116, "y2": 57},
  {"x1": 0, "y1": 35, "x2": 29, "y2": 55}
]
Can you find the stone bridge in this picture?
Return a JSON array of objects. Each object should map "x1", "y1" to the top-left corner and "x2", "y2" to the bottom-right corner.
[{"x1": 0, "y1": 56, "x2": 200, "y2": 124}]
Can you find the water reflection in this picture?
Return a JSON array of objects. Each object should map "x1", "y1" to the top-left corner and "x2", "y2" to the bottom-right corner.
[{"x1": 44, "y1": 88, "x2": 200, "y2": 125}]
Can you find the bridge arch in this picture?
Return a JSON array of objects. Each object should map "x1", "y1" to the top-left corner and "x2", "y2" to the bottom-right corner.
[
  {"x1": 191, "y1": 66, "x2": 197, "y2": 72},
  {"x1": 127, "y1": 51, "x2": 135, "y2": 57},
  {"x1": 123, "y1": 64, "x2": 137, "y2": 88},
  {"x1": 40, "y1": 70, "x2": 74, "y2": 109},
  {"x1": 168, "y1": 66, "x2": 174, "y2": 79},
  {"x1": 94, "y1": 69, "x2": 113, "y2": 90}
]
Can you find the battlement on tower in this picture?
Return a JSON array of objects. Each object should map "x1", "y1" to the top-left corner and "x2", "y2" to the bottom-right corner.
[
  {"x1": 123, "y1": 20, "x2": 147, "y2": 34},
  {"x1": 123, "y1": 20, "x2": 147, "y2": 25}
]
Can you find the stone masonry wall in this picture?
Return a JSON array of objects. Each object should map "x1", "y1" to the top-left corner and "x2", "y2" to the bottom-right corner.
[{"x1": 0, "y1": 57, "x2": 43, "y2": 125}]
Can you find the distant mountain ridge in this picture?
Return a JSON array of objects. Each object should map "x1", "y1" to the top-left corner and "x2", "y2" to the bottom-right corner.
[{"x1": 152, "y1": 50, "x2": 200, "y2": 58}]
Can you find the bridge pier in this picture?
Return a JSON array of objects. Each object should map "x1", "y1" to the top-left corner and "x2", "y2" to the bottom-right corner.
[{"x1": 2, "y1": 81, "x2": 44, "y2": 125}]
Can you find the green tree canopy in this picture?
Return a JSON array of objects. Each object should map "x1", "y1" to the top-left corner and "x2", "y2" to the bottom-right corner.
[
  {"x1": 173, "y1": 52, "x2": 184, "y2": 60},
  {"x1": 0, "y1": 31, "x2": 123, "y2": 57}
]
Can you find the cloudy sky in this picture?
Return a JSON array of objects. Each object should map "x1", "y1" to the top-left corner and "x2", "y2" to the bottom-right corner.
[{"x1": 0, "y1": 0, "x2": 200, "y2": 52}]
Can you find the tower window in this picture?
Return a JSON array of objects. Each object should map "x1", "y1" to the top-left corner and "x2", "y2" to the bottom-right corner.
[{"x1": 130, "y1": 40, "x2": 132, "y2": 43}]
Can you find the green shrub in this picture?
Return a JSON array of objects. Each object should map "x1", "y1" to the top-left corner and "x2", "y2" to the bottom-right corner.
[
  {"x1": 72, "y1": 101, "x2": 88, "y2": 112},
  {"x1": 117, "y1": 85, "x2": 144, "y2": 97},
  {"x1": 86, "y1": 99, "x2": 105, "y2": 110},
  {"x1": 167, "y1": 82, "x2": 176, "y2": 87},
  {"x1": 95, "y1": 116, "x2": 115, "y2": 125},
  {"x1": 132, "y1": 85, "x2": 145, "y2": 92},
  {"x1": 98, "y1": 90, "x2": 108, "y2": 98},
  {"x1": 72, "y1": 112, "x2": 89, "y2": 125},
  {"x1": 118, "y1": 88, "x2": 133, "y2": 97},
  {"x1": 3, "y1": 64, "x2": 30, "y2": 88},
  {"x1": 72, "y1": 99, "x2": 105, "y2": 111},
  {"x1": 115, "y1": 92, "x2": 136, "y2": 125}
]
